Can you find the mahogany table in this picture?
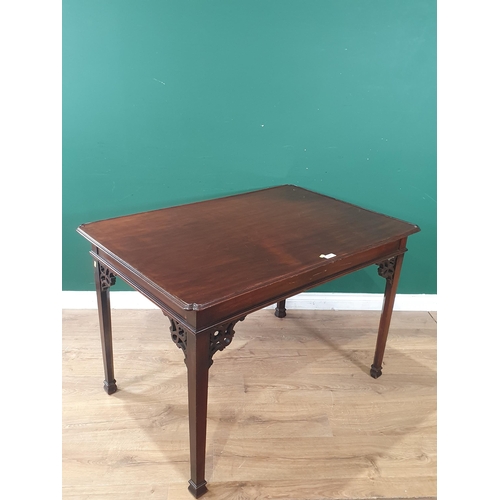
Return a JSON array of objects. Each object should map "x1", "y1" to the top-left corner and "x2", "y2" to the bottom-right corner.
[{"x1": 77, "y1": 185, "x2": 420, "y2": 498}]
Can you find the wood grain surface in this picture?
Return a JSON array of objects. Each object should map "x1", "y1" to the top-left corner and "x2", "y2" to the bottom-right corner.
[
  {"x1": 63, "y1": 309, "x2": 436, "y2": 499},
  {"x1": 77, "y1": 186, "x2": 419, "y2": 311}
]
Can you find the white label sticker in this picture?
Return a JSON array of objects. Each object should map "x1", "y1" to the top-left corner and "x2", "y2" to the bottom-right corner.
[{"x1": 320, "y1": 253, "x2": 336, "y2": 259}]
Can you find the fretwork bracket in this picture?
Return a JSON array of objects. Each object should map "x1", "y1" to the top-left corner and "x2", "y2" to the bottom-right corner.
[
  {"x1": 167, "y1": 316, "x2": 245, "y2": 367},
  {"x1": 169, "y1": 318, "x2": 188, "y2": 356},
  {"x1": 96, "y1": 262, "x2": 116, "y2": 291},
  {"x1": 377, "y1": 257, "x2": 396, "y2": 285}
]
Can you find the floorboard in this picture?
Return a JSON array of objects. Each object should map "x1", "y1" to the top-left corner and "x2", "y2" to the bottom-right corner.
[{"x1": 63, "y1": 309, "x2": 436, "y2": 499}]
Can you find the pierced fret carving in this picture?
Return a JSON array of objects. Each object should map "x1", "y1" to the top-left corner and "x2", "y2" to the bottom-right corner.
[
  {"x1": 209, "y1": 318, "x2": 244, "y2": 366},
  {"x1": 167, "y1": 316, "x2": 245, "y2": 367},
  {"x1": 169, "y1": 318, "x2": 187, "y2": 355},
  {"x1": 98, "y1": 264, "x2": 116, "y2": 291},
  {"x1": 377, "y1": 258, "x2": 396, "y2": 284}
]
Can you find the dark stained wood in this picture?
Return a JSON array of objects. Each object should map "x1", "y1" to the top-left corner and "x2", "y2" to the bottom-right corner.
[
  {"x1": 93, "y1": 251, "x2": 117, "y2": 395},
  {"x1": 371, "y1": 247, "x2": 406, "y2": 378},
  {"x1": 275, "y1": 299, "x2": 287, "y2": 318},
  {"x1": 77, "y1": 184, "x2": 420, "y2": 498},
  {"x1": 185, "y1": 327, "x2": 210, "y2": 498},
  {"x1": 77, "y1": 185, "x2": 419, "y2": 332}
]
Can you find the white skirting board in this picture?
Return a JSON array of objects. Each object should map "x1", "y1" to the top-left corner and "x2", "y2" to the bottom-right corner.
[{"x1": 62, "y1": 291, "x2": 436, "y2": 312}]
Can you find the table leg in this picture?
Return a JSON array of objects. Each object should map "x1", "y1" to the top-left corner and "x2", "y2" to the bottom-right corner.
[
  {"x1": 94, "y1": 261, "x2": 117, "y2": 395},
  {"x1": 275, "y1": 299, "x2": 287, "y2": 318},
  {"x1": 168, "y1": 317, "x2": 244, "y2": 497},
  {"x1": 185, "y1": 328, "x2": 210, "y2": 498},
  {"x1": 371, "y1": 254, "x2": 405, "y2": 379}
]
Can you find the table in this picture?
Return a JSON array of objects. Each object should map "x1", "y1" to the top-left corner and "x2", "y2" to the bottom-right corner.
[{"x1": 77, "y1": 185, "x2": 420, "y2": 497}]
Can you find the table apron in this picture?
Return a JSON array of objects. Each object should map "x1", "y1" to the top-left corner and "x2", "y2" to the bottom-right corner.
[
  {"x1": 90, "y1": 238, "x2": 405, "y2": 333},
  {"x1": 195, "y1": 239, "x2": 406, "y2": 330}
]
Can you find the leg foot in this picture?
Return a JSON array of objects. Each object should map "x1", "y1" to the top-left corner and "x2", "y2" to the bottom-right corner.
[
  {"x1": 103, "y1": 379, "x2": 117, "y2": 394},
  {"x1": 370, "y1": 364, "x2": 382, "y2": 379},
  {"x1": 275, "y1": 299, "x2": 286, "y2": 318},
  {"x1": 188, "y1": 480, "x2": 208, "y2": 498}
]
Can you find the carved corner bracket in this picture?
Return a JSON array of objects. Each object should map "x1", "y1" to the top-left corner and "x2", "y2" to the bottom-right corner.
[
  {"x1": 97, "y1": 263, "x2": 116, "y2": 291},
  {"x1": 208, "y1": 318, "x2": 245, "y2": 366},
  {"x1": 377, "y1": 257, "x2": 396, "y2": 285},
  {"x1": 169, "y1": 318, "x2": 188, "y2": 355},
  {"x1": 167, "y1": 316, "x2": 245, "y2": 367}
]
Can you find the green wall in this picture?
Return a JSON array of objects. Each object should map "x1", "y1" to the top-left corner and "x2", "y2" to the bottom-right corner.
[{"x1": 63, "y1": 0, "x2": 436, "y2": 294}]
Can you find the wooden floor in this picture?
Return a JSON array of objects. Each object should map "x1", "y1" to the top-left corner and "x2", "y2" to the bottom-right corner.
[{"x1": 62, "y1": 309, "x2": 437, "y2": 500}]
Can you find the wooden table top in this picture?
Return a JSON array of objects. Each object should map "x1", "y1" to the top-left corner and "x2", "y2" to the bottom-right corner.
[{"x1": 78, "y1": 185, "x2": 419, "y2": 330}]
